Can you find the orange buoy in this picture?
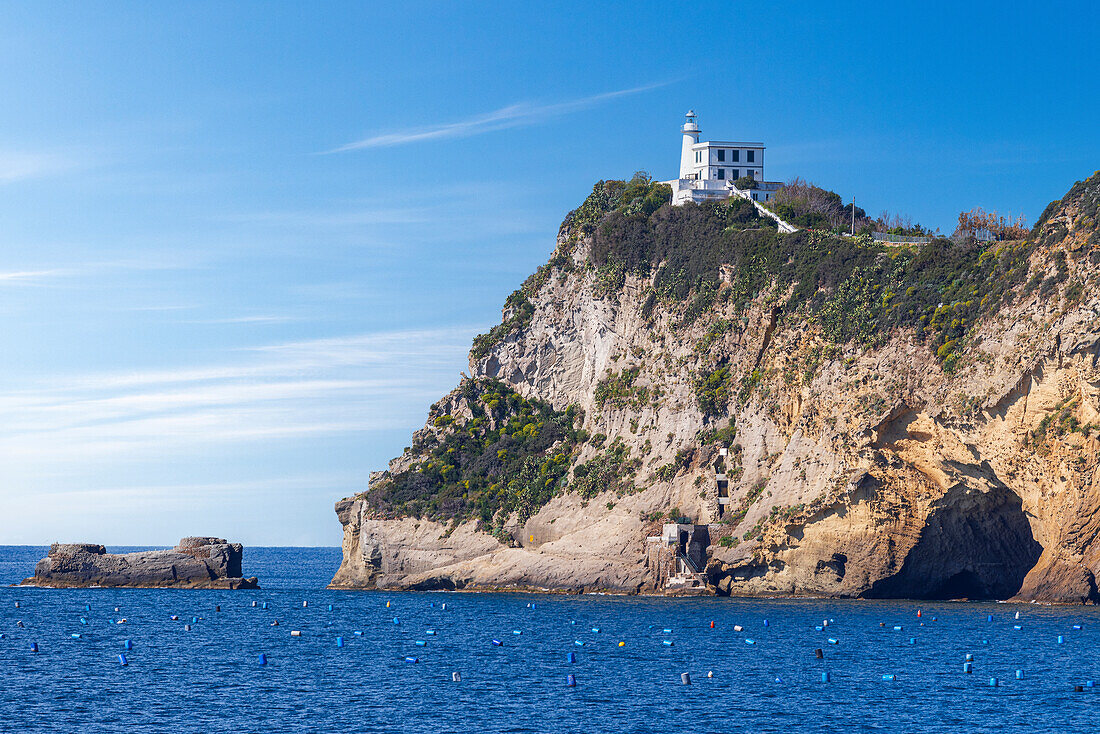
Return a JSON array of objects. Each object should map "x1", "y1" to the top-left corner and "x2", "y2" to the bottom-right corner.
[{"x1": 710, "y1": 621, "x2": 715, "y2": 629}]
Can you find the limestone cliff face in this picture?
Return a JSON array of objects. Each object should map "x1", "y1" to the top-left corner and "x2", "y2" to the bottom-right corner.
[{"x1": 332, "y1": 174, "x2": 1100, "y2": 601}]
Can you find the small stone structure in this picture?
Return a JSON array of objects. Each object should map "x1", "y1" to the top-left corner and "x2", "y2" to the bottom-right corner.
[
  {"x1": 645, "y1": 523, "x2": 711, "y2": 594},
  {"x1": 20, "y1": 537, "x2": 259, "y2": 589}
]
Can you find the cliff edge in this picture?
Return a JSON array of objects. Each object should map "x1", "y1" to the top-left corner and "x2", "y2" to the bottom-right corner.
[{"x1": 331, "y1": 172, "x2": 1100, "y2": 602}]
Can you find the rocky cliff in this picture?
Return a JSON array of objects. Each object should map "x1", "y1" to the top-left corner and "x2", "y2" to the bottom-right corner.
[
  {"x1": 22, "y1": 537, "x2": 260, "y2": 589},
  {"x1": 331, "y1": 172, "x2": 1100, "y2": 602}
]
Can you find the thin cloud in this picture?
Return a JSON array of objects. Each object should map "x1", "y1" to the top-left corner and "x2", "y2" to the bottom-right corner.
[
  {"x1": 329, "y1": 82, "x2": 669, "y2": 152},
  {"x1": 0, "y1": 150, "x2": 74, "y2": 184}
]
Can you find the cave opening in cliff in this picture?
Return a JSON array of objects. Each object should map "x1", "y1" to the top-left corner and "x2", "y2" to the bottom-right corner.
[{"x1": 862, "y1": 483, "x2": 1042, "y2": 601}]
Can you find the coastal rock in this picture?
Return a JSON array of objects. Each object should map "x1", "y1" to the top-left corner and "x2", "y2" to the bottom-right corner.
[
  {"x1": 331, "y1": 172, "x2": 1100, "y2": 601},
  {"x1": 21, "y1": 538, "x2": 259, "y2": 589}
]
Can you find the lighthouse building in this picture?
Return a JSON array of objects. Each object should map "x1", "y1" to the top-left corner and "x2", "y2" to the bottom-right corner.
[{"x1": 663, "y1": 111, "x2": 782, "y2": 206}]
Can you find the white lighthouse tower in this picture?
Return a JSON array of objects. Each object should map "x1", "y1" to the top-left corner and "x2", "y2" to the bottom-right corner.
[{"x1": 679, "y1": 110, "x2": 700, "y2": 179}]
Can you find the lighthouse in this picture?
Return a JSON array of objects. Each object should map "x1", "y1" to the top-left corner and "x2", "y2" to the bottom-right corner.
[{"x1": 679, "y1": 110, "x2": 700, "y2": 179}]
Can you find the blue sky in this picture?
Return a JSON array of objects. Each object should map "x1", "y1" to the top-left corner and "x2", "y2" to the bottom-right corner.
[{"x1": 0, "y1": 2, "x2": 1095, "y2": 545}]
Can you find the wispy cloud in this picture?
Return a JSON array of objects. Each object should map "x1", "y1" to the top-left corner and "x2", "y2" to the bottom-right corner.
[
  {"x1": 329, "y1": 82, "x2": 669, "y2": 152},
  {"x1": 0, "y1": 150, "x2": 75, "y2": 183},
  {"x1": 0, "y1": 326, "x2": 477, "y2": 463}
]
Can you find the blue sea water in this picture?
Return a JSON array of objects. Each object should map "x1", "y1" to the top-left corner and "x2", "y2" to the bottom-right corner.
[{"x1": 1, "y1": 546, "x2": 1099, "y2": 733}]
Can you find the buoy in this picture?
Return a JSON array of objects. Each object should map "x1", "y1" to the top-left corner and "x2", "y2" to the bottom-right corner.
[
  {"x1": 964, "y1": 663, "x2": 973, "y2": 674},
  {"x1": 709, "y1": 621, "x2": 715, "y2": 629},
  {"x1": 822, "y1": 672, "x2": 830, "y2": 682},
  {"x1": 290, "y1": 631, "x2": 302, "y2": 637},
  {"x1": 965, "y1": 653, "x2": 974, "y2": 662},
  {"x1": 30, "y1": 642, "x2": 38, "y2": 652},
  {"x1": 733, "y1": 625, "x2": 743, "y2": 632},
  {"x1": 815, "y1": 648, "x2": 823, "y2": 659},
  {"x1": 258, "y1": 653, "x2": 267, "y2": 665},
  {"x1": 909, "y1": 638, "x2": 916, "y2": 644},
  {"x1": 452, "y1": 672, "x2": 461, "y2": 682},
  {"x1": 1088, "y1": 681, "x2": 1096, "y2": 688},
  {"x1": 567, "y1": 652, "x2": 576, "y2": 663},
  {"x1": 442, "y1": 603, "x2": 446, "y2": 610},
  {"x1": 1014, "y1": 625, "x2": 1022, "y2": 630},
  {"x1": 1058, "y1": 636, "x2": 1065, "y2": 644},
  {"x1": 415, "y1": 641, "x2": 426, "y2": 647},
  {"x1": 828, "y1": 638, "x2": 838, "y2": 645},
  {"x1": 575, "y1": 640, "x2": 585, "y2": 646},
  {"x1": 328, "y1": 604, "x2": 333, "y2": 612},
  {"x1": 184, "y1": 625, "x2": 191, "y2": 631},
  {"x1": 1016, "y1": 670, "x2": 1023, "y2": 679},
  {"x1": 492, "y1": 639, "x2": 503, "y2": 646},
  {"x1": 118, "y1": 654, "x2": 127, "y2": 666},
  {"x1": 13, "y1": 602, "x2": 18, "y2": 608},
  {"x1": 893, "y1": 626, "x2": 903, "y2": 631},
  {"x1": 513, "y1": 630, "x2": 522, "y2": 635},
  {"x1": 744, "y1": 639, "x2": 755, "y2": 645},
  {"x1": 80, "y1": 618, "x2": 87, "y2": 625},
  {"x1": 707, "y1": 671, "x2": 713, "y2": 678},
  {"x1": 1014, "y1": 611, "x2": 1020, "y2": 619},
  {"x1": 989, "y1": 678, "x2": 998, "y2": 687},
  {"x1": 1074, "y1": 624, "x2": 1083, "y2": 630},
  {"x1": 986, "y1": 614, "x2": 993, "y2": 622},
  {"x1": 251, "y1": 601, "x2": 257, "y2": 607},
  {"x1": 405, "y1": 656, "x2": 419, "y2": 663},
  {"x1": 272, "y1": 620, "x2": 279, "y2": 627},
  {"x1": 681, "y1": 672, "x2": 691, "y2": 685},
  {"x1": 16, "y1": 621, "x2": 24, "y2": 628},
  {"x1": 302, "y1": 601, "x2": 308, "y2": 608},
  {"x1": 393, "y1": 618, "x2": 400, "y2": 625},
  {"x1": 353, "y1": 631, "x2": 362, "y2": 636},
  {"x1": 662, "y1": 640, "x2": 674, "y2": 646},
  {"x1": 917, "y1": 610, "x2": 921, "y2": 618},
  {"x1": 71, "y1": 633, "x2": 81, "y2": 639},
  {"x1": 618, "y1": 641, "x2": 625, "y2": 647},
  {"x1": 1076, "y1": 685, "x2": 1085, "y2": 692},
  {"x1": 662, "y1": 628, "x2": 672, "y2": 633},
  {"x1": 123, "y1": 640, "x2": 133, "y2": 650},
  {"x1": 763, "y1": 620, "x2": 769, "y2": 627},
  {"x1": 170, "y1": 615, "x2": 179, "y2": 621},
  {"x1": 84, "y1": 604, "x2": 90, "y2": 612},
  {"x1": 191, "y1": 617, "x2": 198, "y2": 624},
  {"x1": 566, "y1": 674, "x2": 577, "y2": 687},
  {"x1": 386, "y1": 601, "x2": 391, "y2": 608},
  {"x1": 882, "y1": 674, "x2": 896, "y2": 681},
  {"x1": 262, "y1": 603, "x2": 268, "y2": 610},
  {"x1": 591, "y1": 628, "x2": 600, "y2": 633},
  {"x1": 215, "y1": 605, "x2": 220, "y2": 612},
  {"x1": 336, "y1": 637, "x2": 344, "y2": 647}
]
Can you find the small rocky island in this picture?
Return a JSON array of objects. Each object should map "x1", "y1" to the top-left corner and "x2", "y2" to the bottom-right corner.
[{"x1": 20, "y1": 537, "x2": 260, "y2": 589}]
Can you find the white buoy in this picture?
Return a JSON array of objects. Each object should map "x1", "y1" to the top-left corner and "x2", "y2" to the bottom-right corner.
[
  {"x1": 452, "y1": 672, "x2": 461, "y2": 682},
  {"x1": 681, "y1": 672, "x2": 691, "y2": 685},
  {"x1": 707, "y1": 671, "x2": 714, "y2": 678},
  {"x1": 290, "y1": 630, "x2": 302, "y2": 637}
]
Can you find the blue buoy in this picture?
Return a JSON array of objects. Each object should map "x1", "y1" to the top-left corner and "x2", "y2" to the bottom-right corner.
[
  {"x1": 405, "y1": 656, "x2": 419, "y2": 663},
  {"x1": 989, "y1": 678, "x2": 998, "y2": 687},
  {"x1": 882, "y1": 674, "x2": 896, "y2": 681},
  {"x1": 682, "y1": 672, "x2": 692, "y2": 685},
  {"x1": 1016, "y1": 670, "x2": 1023, "y2": 680},
  {"x1": 763, "y1": 620, "x2": 769, "y2": 627},
  {"x1": 828, "y1": 638, "x2": 838, "y2": 645},
  {"x1": 1073, "y1": 624, "x2": 1082, "y2": 630},
  {"x1": 262, "y1": 602, "x2": 268, "y2": 610},
  {"x1": 258, "y1": 653, "x2": 267, "y2": 665},
  {"x1": 353, "y1": 631, "x2": 363, "y2": 636},
  {"x1": 170, "y1": 615, "x2": 179, "y2": 621},
  {"x1": 575, "y1": 640, "x2": 585, "y2": 646},
  {"x1": 662, "y1": 640, "x2": 674, "y2": 646},
  {"x1": 30, "y1": 642, "x2": 38, "y2": 653},
  {"x1": 118, "y1": 654, "x2": 128, "y2": 666},
  {"x1": 821, "y1": 672, "x2": 830, "y2": 682},
  {"x1": 1088, "y1": 681, "x2": 1096, "y2": 688},
  {"x1": 492, "y1": 639, "x2": 502, "y2": 646},
  {"x1": 393, "y1": 618, "x2": 400, "y2": 625},
  {"x1": 70, "y1": 633, "x2": 82, "y2": 639},
  {"x1": 415, "y1": 640, "x2": 426, "y2": 646},
  {"x1": 0, "y1": 634, "x2": 5, "y2": 640},
  {"x1": 80, "y1": 618, "x2": 87, "y2": 625},
  {"x1": 591, "y1": 628, "x2": 600, "y2": 633},
  {"x1": 744, "y1": 639, "x2": 755, "y2": 645},
  {"x1": 84, "y1": 604, "x2": 90, "y2": 612},
  {"x1": 965, "y1": 653, "x2": 974, "y2": 661},
  {"x1": 986, "y1": 615, "x2": 993, "y2": 622},
  {"x1": 909, "y1": 638, "x2": 915, "y2": 644},
  {"x1": 328, "y1": 604, "x2": 333, "y2": 612},
  {"x1": 566, "y1": 674, "x2": 577, "y2": 687},
  {"x1": 123, "y1": 640, "x2": 133, "y2": 650},
  {"x1": 567, "y1": 652, "x2": 576, "y2": 663},
  {"x1": 1058, "y1": 636, "x2": 1065, "y2": 644},
  {"x1": 513, "y1": 630, "x2": 522, "y2": 635},
  {"x1": 426, "y1": 630, "x2": 436, "y2": 635},
  {"x1": 336, "y1": 637, "x2": 344, "y2": 648},
  {"x1": 964, "y1": 662, "x2": 973, "y2": 674}
]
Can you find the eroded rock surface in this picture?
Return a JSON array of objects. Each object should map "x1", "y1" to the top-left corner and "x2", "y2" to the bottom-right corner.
[
  {"x1": 21, "y1": 537, "x2": 259, "y2": 589},
  {"x1": 331, "y1": 173, "x2": 1100, "y2": 602}
]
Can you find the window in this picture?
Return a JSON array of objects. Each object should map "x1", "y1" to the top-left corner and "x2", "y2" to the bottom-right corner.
[
  {"x1": 731, "y1": 169, "x2": 739, "y2": 180},
  {"x1": 717, "y1": 168, "x2": 725, "y2": 180},
  {"x1": 717, "y1": 149, "x2": 725, "y2": 162},
  {"x1": 732, "y1": 150, "x2": 739, "y2": 162},
  {"x1": 695, "y1": 151, "x2": 701, "y2": 163},
  {"x1": 747, "y1": 150, "x2": 755, "y2": 163},
  {"x1": 748, "y1": 169, "x2": 755, "y2": 179}
]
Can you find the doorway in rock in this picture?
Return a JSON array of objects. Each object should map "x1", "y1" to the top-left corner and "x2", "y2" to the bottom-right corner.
[{"x1": 861, "y1": 482, "x2": 1042, "y2": 600}]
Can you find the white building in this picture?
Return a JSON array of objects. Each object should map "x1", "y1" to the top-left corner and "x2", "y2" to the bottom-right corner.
[{"x1": 664, "y1": 111, "x2": 782, "y2": 206}]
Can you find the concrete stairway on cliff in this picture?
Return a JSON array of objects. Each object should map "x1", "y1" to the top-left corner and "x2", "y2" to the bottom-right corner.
[{"x1": 729, "y1": 184, "x2": 799, "y2": 233}]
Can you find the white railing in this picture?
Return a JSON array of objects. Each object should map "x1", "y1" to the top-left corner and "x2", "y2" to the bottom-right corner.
[{"x1": 872, "y1": 232, "x2": 932, "y2": 244}]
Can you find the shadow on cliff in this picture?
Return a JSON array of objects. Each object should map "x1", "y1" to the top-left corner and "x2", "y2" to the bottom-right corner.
[{"x1": 861, "y1": 480, "x2": 1042, "y2": 600}]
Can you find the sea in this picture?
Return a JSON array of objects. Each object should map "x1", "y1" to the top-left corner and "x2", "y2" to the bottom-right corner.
[{"x1": 0, "y1": 545, "x2": 1097, "y2": 733}]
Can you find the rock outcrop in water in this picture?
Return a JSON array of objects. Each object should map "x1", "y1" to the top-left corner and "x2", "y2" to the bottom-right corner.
[
  {"x1": 331, "y1": 172, "x2": 1100, "y2": 602},
  {"x1": 21, "y1": 537, "x2": 260, "y2": 589}
]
